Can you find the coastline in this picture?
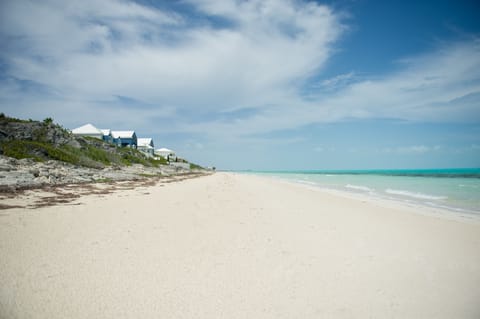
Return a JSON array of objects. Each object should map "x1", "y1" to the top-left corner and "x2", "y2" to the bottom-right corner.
[
  {"x1": 244, "y1": 170, "x2": 480, "y2": 221},
  {"x1": 1, "y1": 172, "x2": 479, "y2": 318},
  {"x1": 250, "y1": 173, "x2": 480, "y2": 224}
]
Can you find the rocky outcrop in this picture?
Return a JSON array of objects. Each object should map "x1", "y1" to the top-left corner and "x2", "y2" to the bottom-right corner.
[
  {"x1": 0, "y1": 115, "x2": 168, "y2": 168},
  {"x1": 0, "y1": 118, "x2": 73, "y2": 147},
  {"x1": 0, "y1": 155, "x2": 192, "y2": 192},
  {"x1": 0, "y1": 115, "x2": 209, "y2": 192}
]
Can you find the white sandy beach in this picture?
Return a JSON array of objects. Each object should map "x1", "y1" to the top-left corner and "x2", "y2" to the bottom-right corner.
[{"x1": 1, "y1": 172, "x2": 479, "y2": 318}]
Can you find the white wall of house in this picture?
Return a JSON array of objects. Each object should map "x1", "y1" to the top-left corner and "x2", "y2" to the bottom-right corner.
[
  {"x1": 155, "y1": 148, "x2": 175, "y2": 159},
  {"x1": 137, "y1": 138, "x2": 155, "y2": 156}
]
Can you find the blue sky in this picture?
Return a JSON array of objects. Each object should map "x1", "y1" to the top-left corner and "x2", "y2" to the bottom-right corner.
[{"x1": 1, "y1": 0, "x2": 479, "y2": 170}]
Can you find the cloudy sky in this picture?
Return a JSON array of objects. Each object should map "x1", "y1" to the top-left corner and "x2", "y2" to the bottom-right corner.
[{"x1": 1, "y1": 0, "x2": 479, "y2": 170}]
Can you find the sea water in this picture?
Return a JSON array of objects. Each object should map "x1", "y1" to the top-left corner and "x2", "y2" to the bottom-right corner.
[{"x1": 247, "y1": 169, "x2": 480, "y2": 217}]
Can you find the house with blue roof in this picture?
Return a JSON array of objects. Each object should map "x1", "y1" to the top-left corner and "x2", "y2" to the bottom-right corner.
[
  {"x1": 100, "y1": 129, "x2": 113, "y2": 143},
  {"x1": 111, "y1": 131, "x2": 137, "y2": 148}
]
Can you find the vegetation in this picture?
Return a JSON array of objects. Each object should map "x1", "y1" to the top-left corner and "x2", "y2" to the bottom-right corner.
[
  {"x1": 0, "y1": 114, "x2": 172, "y2": 169},
  {"x1": 1, "y1": 140, "x2": 47, "y2": 162},
  {"x1": 0, "y1": 139, "x2": 170, "y2": 169},
  {"x1": 0, "y1": 112, "x2": 31, "y2": 123},
  {"x1": 149, "y1": 156, "x2": 168, "y2": 166},
  {"x1": 43, "y1": 117, "x2": 53, "y2": 125},
  {"x1": 189, "y1": 163, "x2": 204, "y2": 170},
  {"x1": 116, "y1": 147, "x2": 150, "y2": 166},
  {"x1": 1, "y1": 140, "x2": 107, "y2": 168}
]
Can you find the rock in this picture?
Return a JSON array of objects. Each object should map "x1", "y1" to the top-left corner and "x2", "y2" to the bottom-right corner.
[
  {"x1": 34, "y1": 176, "x2": 49, "y2": 184},
  {"x1": 0, "y1": 164, "x2": 13, "y2": 172},
  {"x1": 0, "y1": 156, "x2": 17, "y2": 171},
  {"x1": 4, "y1": 171, "x2": 36, "y2": 187},
  {"x1": 50, "y1": 171, "x2": 59, "y2": 178},
  {"x1": 0, "y1": 153, "x2": 204, "y2": 191},
  {"x1": 29, "y1": 168, "x2": 40, "y2": 177},
  {"x1": 39, "y1": 169, "x2": 49, "y2": 177},
  {"x1": 67, "y1": 139, "x2": 81, "y2": 148},
  {"x1": 18, "y1": 158, "x2": 35, "y2": 166}
]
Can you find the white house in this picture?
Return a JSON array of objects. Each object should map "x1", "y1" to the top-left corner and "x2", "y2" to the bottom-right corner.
[
  {"x1": 71, "y1": 123, "x2": 103, "y2": 139},
  {"x1": 155, "y1": 147, "x2": 176, "y2": 161},
  {"x1": 137, "y1": 138, "x2": 155, "y2": 156}
]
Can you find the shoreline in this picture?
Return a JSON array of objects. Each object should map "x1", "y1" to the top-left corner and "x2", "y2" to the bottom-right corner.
[
  {"x1": 3, "y1": 170, "x2": 477, "y2": 223},
  {"x1": 276, "y1": 175, "x2": 480, "y2": 224},
  {"x1": 1, "y1": 172, "x2": 479, "y2": 318},
  {"x1": 240, "y1": 172, "x2": 480, "y2": 223}
]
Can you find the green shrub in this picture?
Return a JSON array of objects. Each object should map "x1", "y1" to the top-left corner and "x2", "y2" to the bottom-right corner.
[
  {"x1": 43, "y1": 117, "x2": 53, "y2": 125},
  {"x1": 84, "y1": 145, "x2": 112, "y2": 165},
  {"x1": 0, "y1": 140, "x2": 107, "y2": 168},
  {"x1": 0, "y1": 113, "x2": 30, "y2": 123},
  {"x1": 149, "y1": 156, "x2": 168, "y2": 166},
  {"x1": 1, "y1": 140, "x2": 44, "y2": 161},
  {"x1": 189, "y1": 163, "x2": 203, "y2": 170}
]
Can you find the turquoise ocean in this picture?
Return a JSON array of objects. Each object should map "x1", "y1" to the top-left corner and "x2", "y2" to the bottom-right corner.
[{"x1": 246, "y1": 169, "x2": 480, "y2": 218}]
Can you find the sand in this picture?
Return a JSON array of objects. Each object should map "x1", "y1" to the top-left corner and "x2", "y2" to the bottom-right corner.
[{"x1": 1, "y1": 172, "x2": 479, "y2": 318}]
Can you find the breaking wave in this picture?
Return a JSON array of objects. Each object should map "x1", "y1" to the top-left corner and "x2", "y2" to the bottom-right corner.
[
  {"x1": 346, "y1": 184, "x2": 374, "y2": 192},
  {"x1": 385, "y1": 189, "x2": 447, "y2": 200}
]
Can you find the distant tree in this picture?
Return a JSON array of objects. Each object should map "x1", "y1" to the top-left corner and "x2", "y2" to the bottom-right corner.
[{"x1": 43, "y1": 117, "x2": 53, "y2": 125}]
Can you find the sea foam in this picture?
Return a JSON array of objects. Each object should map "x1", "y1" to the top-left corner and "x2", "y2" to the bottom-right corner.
[
  {"x1": 346, "y1": 184, "x2": 374, "y2": 192},
  {"x1": 385, "y1": 189, "x2": 447, "y2": 201}
]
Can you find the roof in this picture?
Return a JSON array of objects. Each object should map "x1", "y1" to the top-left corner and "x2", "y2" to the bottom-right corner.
[
  {"x1": 111, "y1": 131, "x2": 135, "y2": 138},
  {"x1": 137, "y1": 138, "x2": 153, "y2": 147},
  {"x1": 72, "y1": 124, "x2": 103, "y2": 135},
  {"x1": 100, "y1": 129, "x2": 111, "y2": 136},
  {"x1": 156, "y1": 148, "x2": 174, "y2": 153}
]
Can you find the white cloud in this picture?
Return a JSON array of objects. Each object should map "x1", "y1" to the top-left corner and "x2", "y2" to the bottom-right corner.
[
  {"x1": 381, "y1": 145, "x2": 442, "y2": 154},
  {"x1": 0, "y1": 0, "x2": 479, "y2": 146},
  {"x1": 0, "y1": 0, "x2": 342, "y2": 115},
  {"x1": 160, "y1": 39, "x2": 480, "y2": 141},
  {"x1": 318, "y1": 72, "x2": 356, "y2": 91},
  {"x1": 317, "y1": 40, "x2": 480, "y2": 123}
]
